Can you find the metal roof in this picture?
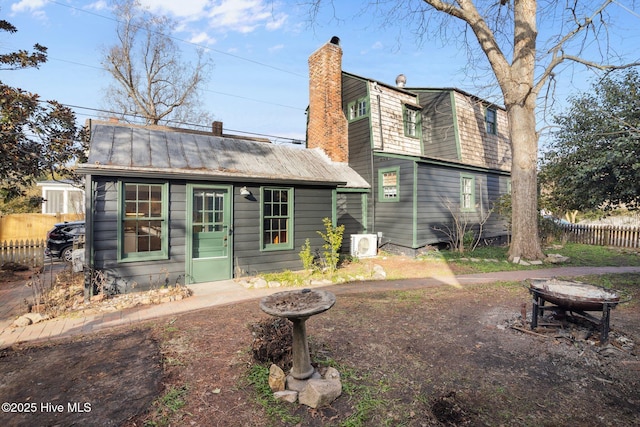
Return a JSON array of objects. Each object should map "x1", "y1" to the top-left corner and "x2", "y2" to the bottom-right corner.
[{"x1": 79, "y1": 123, "x2": 370, "y2": 189}]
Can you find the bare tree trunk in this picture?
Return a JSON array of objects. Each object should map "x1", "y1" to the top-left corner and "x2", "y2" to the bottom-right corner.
[{"x1": 506, "y1": 103, "x2": 545, "y2": 261}]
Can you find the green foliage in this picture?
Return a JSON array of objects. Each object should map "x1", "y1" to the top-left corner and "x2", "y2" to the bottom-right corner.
[
  {"x1": 554, "y1": 243, "x2": 640, "y2": 267},
  {"x1": 494, "y1": 193, "x2": 512, "y2": 229},
  {"x1": 0, "y1": 184, "x2": 43, "y2": 214},
  {"x1": 0, "y1": 17, "x2": 47, "y2": 70},
  {"x1": 315, "y1": 357, "x2": 390, "y2": 427},
  {"x1": 538, "y1": 215, "x2": 564, "y2": 244},
  {"x1": 144, "y1": 384, "x2": 189, "y2": 427},
  {"x1": 540, "y1": 69, "x2": 640, "y2": 212},
  {"x1": 317, "y1": 217, "x2": 345, "y2": 274},
  {"x1": 246, "y1": 364, "x2": 302, "y2": 425},
  {"x1": 298, "y1": 238, "x2": 315, "y2": 270},
  {"x1": 0, "y1": 18, "x2": 87, "y2": 201},
  {"x1": 462, "y1": 230, "x2": 475, "y2": 250},
  {"x1": 258, "y1": 270, "x2": 307, "y2": 287},
  {"x1": 439, "y1": 243, "x2": 640, "y2": 274}
]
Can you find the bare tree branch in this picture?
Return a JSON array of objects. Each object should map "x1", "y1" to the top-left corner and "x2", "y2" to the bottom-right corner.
[{"x1": 101, "y1": 0, "x2": 213, "y2": 127}]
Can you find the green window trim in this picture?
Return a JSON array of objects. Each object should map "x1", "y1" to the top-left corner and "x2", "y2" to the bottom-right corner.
[
  {"x1": 347, "y1": 97, "x2": 368, "y2": 122},
  {"x1": 117, "y1": 181, "x2": 169, "y2": 262},
  {"x1": 378, "y1": 167, "x2": 400, "y2": 203},
  {"x1": 260, "y1": 187, "x2": 294, "y2": 251},
  {"x1": 403, "y1": 104, "x2": 422, "y2": 139},
  {"x1": 460, "y1": 174, "x2": 476, "y2": 212},
  {"x1": 485, "y1": 107, "x2": 497, "y2": 135}
]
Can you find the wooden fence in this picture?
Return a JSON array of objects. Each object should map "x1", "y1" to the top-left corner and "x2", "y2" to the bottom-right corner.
[
  {"x1": 0, "y1": 213, "x2": 84, "y2": 241},
  {"x1": 0, "y1": 239, "x2": 45, "y2": 267},
  {"x1": 560, "y1": 223, "x2": 640, "y2": 249}
]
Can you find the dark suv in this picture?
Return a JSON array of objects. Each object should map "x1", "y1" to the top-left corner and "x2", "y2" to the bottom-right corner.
[{"x1": 45, "y1": 221, "x2": 85, "y2": 262}]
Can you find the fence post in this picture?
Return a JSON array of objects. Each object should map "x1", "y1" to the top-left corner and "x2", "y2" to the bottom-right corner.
[{"x1": 0, "y1": 238, "x2": 46, "y2": 268}]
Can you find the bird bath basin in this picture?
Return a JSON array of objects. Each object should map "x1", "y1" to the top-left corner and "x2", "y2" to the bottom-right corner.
[{"x1": 260, "y1": 289, "x2": 336, "y2": 379}]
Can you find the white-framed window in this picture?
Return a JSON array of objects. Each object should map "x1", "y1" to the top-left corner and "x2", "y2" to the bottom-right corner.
[
  {"x1": 403, "y1": 105, "x2": 421, "y2": 138},
  {"x1": 261, "y1": 187, "x2": 294, "y2": 250},
  {"x1": 347, "y1": 97, "x2": 368, "y2": 121},
  {"x1": 461, "y1": 175, "x2": 475, "y2": 211},
  {"x1": 379, "y1": 168, "x2": 400, "y2": 202}
]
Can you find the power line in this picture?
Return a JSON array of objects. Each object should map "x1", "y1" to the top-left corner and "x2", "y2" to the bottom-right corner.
[
  {"x1": 62, "y1": 103, "x2": 305, "y2": 144},
  {"x1": 47, "y1": 0, "x2": 307, "y2": 78},
  {"x1": 0, "y1": 46, "x2": 306, "y2": 111}
]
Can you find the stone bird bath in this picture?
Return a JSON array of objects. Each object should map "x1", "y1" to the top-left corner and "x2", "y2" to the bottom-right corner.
[{"x1": 260, "y1": 289, "x2": 336, "y2": 379}]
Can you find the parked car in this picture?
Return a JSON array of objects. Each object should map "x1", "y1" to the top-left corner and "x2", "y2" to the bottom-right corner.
[{"x1": 45, "y1": 221, "x2": 85, "y2": 262}]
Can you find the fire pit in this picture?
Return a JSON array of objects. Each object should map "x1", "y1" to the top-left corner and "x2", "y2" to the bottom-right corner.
[
  {"x1": 260, "y1": 289, "x2": 336, "y2": 379},
  {"x1": 527, "y1": 278, "x2": 621, "y2": 342}
]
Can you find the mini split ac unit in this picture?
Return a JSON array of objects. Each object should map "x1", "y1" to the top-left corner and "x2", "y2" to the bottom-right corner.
[{"x1": 350, "y1": 234, "x2": 378, "y2": 258}]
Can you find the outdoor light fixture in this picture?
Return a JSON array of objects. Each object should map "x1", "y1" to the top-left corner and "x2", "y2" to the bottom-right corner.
[{"x1": 240, "y1": 186, "x2": 251, "y2": 196}]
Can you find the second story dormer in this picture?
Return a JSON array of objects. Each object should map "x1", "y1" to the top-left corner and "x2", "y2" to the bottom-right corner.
[{"x1": 307, "y1": 37, "x2": 512, "y2": 175}]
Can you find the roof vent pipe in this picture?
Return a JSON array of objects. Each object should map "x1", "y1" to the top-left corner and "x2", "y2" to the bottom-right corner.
[{"x1": 396, "y1": 74, "x2": 407, "y2": 88}]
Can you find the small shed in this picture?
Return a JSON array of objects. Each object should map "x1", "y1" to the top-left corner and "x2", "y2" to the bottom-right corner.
[
  {"x1": 78, "y1": 121, "x2": 369, "y2": 292},
  {"x1": 37, "y1": 180, "x2": 85, "y2": 215}
]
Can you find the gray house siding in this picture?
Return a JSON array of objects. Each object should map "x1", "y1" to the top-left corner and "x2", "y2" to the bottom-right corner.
[
  {"x1": 90, "y1": 178, "x2": 187, "y2": 293},
  {"x1": 415, "y1": 163, "x2": 509, "y2": 248},
  {"x1": 417, "y1": 91, "x2": 459, "y2": 161},
  {"x1": 343, "y1": 75, "x2": 372, "y2": 179},
  {"x1": 355, "y1": 156, "x2": 511, "y2": 253},
  {"x1": 343, "y1": 74, "x2": 375, "y2": 235},
  {"x1": 373, "y1": 156, "x2": 415, "y2": 249},
  {"x1": 88, "y1": 178, "x2": 336, "y2": 292},
  {"x1": 233, "y1": 185, "x2": 333, "y2": 276},
  {"x1": 336, "y1": 191, "x2": 367, "y2": 254}
]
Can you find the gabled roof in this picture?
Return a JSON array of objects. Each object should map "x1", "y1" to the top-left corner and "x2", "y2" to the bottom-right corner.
[
  {"x1": 79, "y1": 122, "x2": 370, "y2": 189},
  {"x1": 342, "y1": 71, "x2": 505, "y2": 110}
]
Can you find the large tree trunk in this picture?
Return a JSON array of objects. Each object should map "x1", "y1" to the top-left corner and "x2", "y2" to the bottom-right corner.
[
  {"x1": 494, "y1": 0, "x2": 544, "y2": 261},
  {"x1": 506, "y1": 102, "x2": 545, "y2": 261}
]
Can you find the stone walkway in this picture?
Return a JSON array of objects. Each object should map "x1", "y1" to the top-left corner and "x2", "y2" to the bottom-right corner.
[{"x1": 2, "y1": 264, "x2": 640, "y2": 350}]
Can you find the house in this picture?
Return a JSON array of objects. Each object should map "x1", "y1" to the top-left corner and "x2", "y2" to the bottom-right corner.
[
  {"x1": 37, "y1": 180, "x2": 85, "y2": 215},
  {"x1": 307, "y1": 37, "x2": 512, "y2": 256},
  {"x1": 78, "y1": 121, "x2": 369, "y2": 292},
  {"x1": 78, "y1": 38, "x2": 512, "y2": 293}
]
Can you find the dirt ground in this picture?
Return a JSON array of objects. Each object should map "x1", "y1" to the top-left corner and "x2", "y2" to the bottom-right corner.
[{"x1": 1, "y1": 263, "x2": 639, "y2": 426}]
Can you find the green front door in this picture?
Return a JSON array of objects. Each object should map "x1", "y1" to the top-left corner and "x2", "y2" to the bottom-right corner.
[{"x1": 188, "y1": 185, "x2": 232, "y2": 283}]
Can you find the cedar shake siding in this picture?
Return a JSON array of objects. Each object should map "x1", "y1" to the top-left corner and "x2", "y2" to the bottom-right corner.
[
  {"x1": 451, "y1": 91, "x2": 510, "y2": 171},
  {"x1": 416, "y1": 91, "x2": 459, "y2": 160},
  {"x1": 306, "y1": 38, "x2": 512, "y2": 255}
]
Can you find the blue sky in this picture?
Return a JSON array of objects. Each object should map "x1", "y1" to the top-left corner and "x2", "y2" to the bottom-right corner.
[{"x1": 2, "y1": 0, "x2": 640, "y2": 145}]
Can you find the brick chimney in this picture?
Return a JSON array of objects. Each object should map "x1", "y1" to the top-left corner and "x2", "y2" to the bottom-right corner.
[
  {"x1": 212, "y1": 121, "x2": 223, "y2": 136},
  {"x1": 307, "y1": 36, "x2": 348, "y2": 163}
]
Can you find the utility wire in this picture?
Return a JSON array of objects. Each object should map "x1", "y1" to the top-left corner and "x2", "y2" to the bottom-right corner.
[
  {"x1": 47, "y1": 0, "x2": 307, "y2": 78},
  {"x1": 1, "y1": 100, "x2": 305, "y2": 145}
]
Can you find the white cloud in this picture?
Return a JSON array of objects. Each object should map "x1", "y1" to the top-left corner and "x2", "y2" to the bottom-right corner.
[
  {"x1": 10, "y1": 0, "x2": 48, "y2": 14},
  {"x1": 265, "y1": 13, "x2": 287, "y2": 31},
  {"x1": 190, "y1": 31, "x2": 216, "y2": 46},
  {"x1": 139, "y1": 0, "x2": 209, "y2": 18},
  {"x1": 207, "y1": 0, "x2": 288, "y2": 34},
  {"x1": 268, "y1": 44, "x2": 284, "y2": 53},
  {"x1": 371, "y1": 41, "x2": 384, "y2": 50},
  {"x1": 85, "y1": 1, "x2": 110, "y2": 12}
]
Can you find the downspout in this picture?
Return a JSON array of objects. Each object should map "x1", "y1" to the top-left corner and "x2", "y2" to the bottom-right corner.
[
  {"x1": 371, "y1": 93, "x2": 384, "y2": 234},
  {"x1": 377, "y1": 94, "x2": 384, "y2": 151}
]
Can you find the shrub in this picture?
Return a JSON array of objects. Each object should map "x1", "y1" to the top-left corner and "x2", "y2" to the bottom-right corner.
[
  {"x1": 299, "y1": 238, "x2": 314, "y2": 270},
  {"x1": 317, "y1": 217, "x2": 344, "y2": 274}
]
